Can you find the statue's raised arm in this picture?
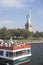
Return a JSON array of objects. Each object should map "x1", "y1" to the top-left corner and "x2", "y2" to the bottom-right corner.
[
  {"x1": 28, "y1": 7, "x2": 32, "y2": 19},
  {"x1": 27, "y1": 7, "x2": 32, "y2": 23}
]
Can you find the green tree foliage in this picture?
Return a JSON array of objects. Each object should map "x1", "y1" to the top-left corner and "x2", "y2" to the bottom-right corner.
[
  {"x1": 33, "y1": 31, "x2": 40, "y2": 38},
  {"x1": 0, "y1": 27, "x2": 43, "y2": 39}
]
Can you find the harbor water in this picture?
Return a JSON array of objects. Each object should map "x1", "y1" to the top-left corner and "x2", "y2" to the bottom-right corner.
[
  {"x1": 0, "y1": 43, "x2": 43, "y2": 65},
  {"x1": 22, "y1": 43, "x2": 43, "y2": 65}
]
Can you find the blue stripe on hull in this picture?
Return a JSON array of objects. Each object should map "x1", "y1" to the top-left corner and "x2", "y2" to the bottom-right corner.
[
  {"x1": 0, "y1": 56, "x2": 31, "y2": 65},
  {"x1": 13, "y1": 56, "x2": 31, "y2": 65}
]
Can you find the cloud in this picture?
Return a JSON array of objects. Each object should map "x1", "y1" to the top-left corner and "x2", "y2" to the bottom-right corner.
[
  {"x1": 0, "y1": 0, "x2": 36, "y2": 8},
  {"x1": 0, "y1": 0, "x2": 26, "y2": 8},
  {"x1": 0, "y1": 20, "x2": 15, "y2": 28},
  {"x1": 0, "y1": 20, "x2": 15, "y2": 24}
]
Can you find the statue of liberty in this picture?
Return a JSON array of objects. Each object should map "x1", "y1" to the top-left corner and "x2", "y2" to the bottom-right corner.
[
  {"x1": 27, "y1": 8, "x2": 32, "y2": 24},
  {"x1": 25, "y1": 7, "x2": 33, "y2": 32}
]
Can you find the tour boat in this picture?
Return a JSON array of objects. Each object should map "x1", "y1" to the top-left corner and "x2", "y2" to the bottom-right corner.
[{"x1": 0, "y1": 39, "x2": 32, "y2": 65}]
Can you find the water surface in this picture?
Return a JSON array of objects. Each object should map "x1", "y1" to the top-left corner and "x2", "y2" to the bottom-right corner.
[{"x1": 23, "y1": 43, "x2": 43, "y2": 65}]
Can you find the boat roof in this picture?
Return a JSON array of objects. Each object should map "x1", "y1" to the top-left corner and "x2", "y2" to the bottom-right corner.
[
  {"x1": 0, "y1": 39, "x2": 31, "y2": 50},
  {"x1": 0, "y1": 44, "x2": 31, "y2": 50}
]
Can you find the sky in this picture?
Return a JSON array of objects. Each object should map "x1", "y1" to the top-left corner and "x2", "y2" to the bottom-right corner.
[{"x1": 0, "y1": 0, "x2": 43, "y2": 32}]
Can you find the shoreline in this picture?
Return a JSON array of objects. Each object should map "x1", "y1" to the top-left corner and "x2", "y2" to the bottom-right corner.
[
  {"x1": 15, "y1": 39, "x2": 43, "y2": 44},
  {"x1": 28, "y1": 40, "x2": 43, "y2": 44}
]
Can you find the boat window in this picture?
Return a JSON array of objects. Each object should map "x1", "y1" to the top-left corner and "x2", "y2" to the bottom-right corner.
[
  {"x1": 6, "y1": 52, "x2": 16, "y2": 57},
  {"x1": 9, "y1": 52, "x2": 13, "y2": 57},
  {"x1": 6, "y1": 52, "x2": 13, "y2": 57},
  {"x1": 0, "y1": 51, "x2": 3, "y2": 56},
  {"x1": 26, "y1": 49, "x2": 31, "y2": 54},
  {"x1": 16, "y1": 52, "x2": 19, "y2": 56},
  {"x1": 13, "y1": 52, "x2": 15, "y2": 57},
  {"x1": 26, "y1": 50, "x2": 29, "y2": 54},
  {"x1": 23, "y1": 50, "x2": 26, "y2": 54},
  {"x1": 6, "y1": 49, "x2": 31, "y2": 57},
  {"x1": 16, "y1": 50, "x2": 26, "y2": 57},
  {"x1": 16, "y1": 49, "x2": 30, "y2": 56},
  {"x1": 15, "y1": 49, "x2": 31, "y2": 57},
  {"x1": 16, "y1": 51, "x2": 22, "y2": 57}
]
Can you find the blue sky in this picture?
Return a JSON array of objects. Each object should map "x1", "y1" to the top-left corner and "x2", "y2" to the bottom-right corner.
[{"x1": 0, "y1": 0, "x2": 43, "y2": 32}]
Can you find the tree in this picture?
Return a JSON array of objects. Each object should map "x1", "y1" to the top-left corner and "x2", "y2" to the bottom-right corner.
[{"x1": 33, "y1": 31, "x2": 40, "y2": 38}]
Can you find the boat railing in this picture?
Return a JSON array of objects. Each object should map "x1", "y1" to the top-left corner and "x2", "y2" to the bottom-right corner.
[{"x1": 0, "y1": 41, "x2": 29, "y2": 47}]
